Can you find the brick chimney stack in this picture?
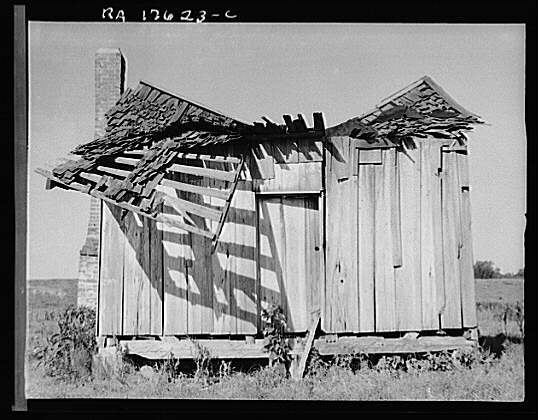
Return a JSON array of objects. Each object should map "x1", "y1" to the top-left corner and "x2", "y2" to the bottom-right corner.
[{"x1": 77, "y1": 48, "x2": 125, "y2": 308}]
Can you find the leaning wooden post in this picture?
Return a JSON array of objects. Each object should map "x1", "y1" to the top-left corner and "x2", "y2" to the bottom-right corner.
[{"x1": 290, "y1": 312, "x2": 321, "y2": 380}]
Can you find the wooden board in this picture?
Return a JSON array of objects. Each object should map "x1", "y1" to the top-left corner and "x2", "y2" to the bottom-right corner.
[
  {"x1": 149, "y1": 212, "x2": 163, "y2": 335},
  {"x1": 325, "y1": 136, "x2": 359, "y2": 332},
  {"x1": 187, "y1": 175, "x2": 213, "y2": 335},
  {"x1": 98, "y1": 202, "x2": 125, "y2": 335},
  {"x1": 290, "y1": 314, "x2": 321, "y2": 380},
  {"x1": 314, "y1": 335, "x2": 475, "y2": 355},
  {"x1": 211, "y1": 219, "x2": 235, "y2": 334},
  {"x1": 358, "y1": 149, "x2": 383, "y2": 165},
  {"x1": 122, "y1": 212, "x2": 151, "y2": 335},
  {"x1": 161, "y1": 182, "x2": 190, "y2": 335},
  {"x1": 391, "y1": 152, "x2": 403, "y2": 268},
  {"x1": 121, "y1": 334, "x2": 474, "y2": 360},
  {"x1": 258, "y1": 196, "x2": 320, "y2": 333},
  {"x1": 357, "y1": 163, "x2": 376, "y2": 332},
  {"x1": 305, "y1": 198, "x2": 322, "y2": 323},
  {"x1": 326, "y1": 136, "x2": 350, "y2": 180},
  {"x1": 122, "y1": 338, "x2": 270, "y2": 360},
  {"x1": 163, "y1": 194, "x2": 222, "y2": 222},
  {"x1": 209, "y1": 174, "x2": 235, "y2": 334},
  {"x1": 231, "y1": 185, "x2": 258, "y2": 335},
  {"x1": 456, "y1": 153, "x2": 477, "y2": 327},
  {"x1": 373, "y1": 149, "x2": 397, "y2": 332},
  {"x1": 254, "y1": 161, "x2": 322, "y2": 193},
  {"x1": 440, "y1": 151, "x2": 463, "y2": 329},
  {"x1": 431, "y1": 143, "x2": 446, "y2": 321},
  {"x1": 394, "y1": 146, "x2": 422, "y2": 331},
  {"x1": 419, "y1": 140, "x2": 441, "y2": 330}
]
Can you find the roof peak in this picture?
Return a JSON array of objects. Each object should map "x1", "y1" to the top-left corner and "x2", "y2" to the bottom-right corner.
[
  {"x1": 377, "y1": 75, "x2": 480, "y2": 119},
  {"x1": 138, "y1": 80, "x2": 251, "y2": 126}
]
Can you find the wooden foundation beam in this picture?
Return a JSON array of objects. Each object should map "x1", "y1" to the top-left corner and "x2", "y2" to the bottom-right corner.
[
  {"x1": 121, "y1": 338, "x2": 272, "y2": 360},
  {"x1": 314, "y1": 335, "x2": 476, "y2": 355},
  {"x1": 119, "y1": 333, "x2": 475, "y2": 361}
]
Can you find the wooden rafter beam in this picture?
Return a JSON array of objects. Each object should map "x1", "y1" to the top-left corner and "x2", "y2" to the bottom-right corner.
[
  {"x1": 168, "y1": 163, "x2": 236, "y2": 182},
  {"x1": 158, "y1": 179, "x2": 229, "y2": 201},
  {"x1": 210, "y1": 156, "x2": 245, "y2": 253},
  {"x1": 35, "y1": 167, "x2": 214, "y2": 239}
]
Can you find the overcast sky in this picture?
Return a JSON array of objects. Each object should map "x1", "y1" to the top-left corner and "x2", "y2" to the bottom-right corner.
[{"x1": 27, "y1": 22, "x2": 526, "y2": 278}]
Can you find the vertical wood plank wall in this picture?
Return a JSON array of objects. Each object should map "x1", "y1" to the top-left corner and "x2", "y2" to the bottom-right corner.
[
  {"x1": 394, "y1": 145, "x2": 422, "y2": 330},
  {"x1": 324, "y1": 136, "x2": 477, "y2": 334},
  {"x1": 98, "y1": 203, "x2": 125, "y2": 335},
  {"x1": 440, "y1": 150, "x2": 463, "y2": 328},
  {"x1": 324, "y1": 137, "x2": 360, "y2": 332},
  {"x1": 98, "y1": 136, "x2": 477, "y2": 337},
  {"x1": 456, "y1": 152, "x2": 477, "y2": 327},
  {"x1": 99, "y1": 203, "x2": 164, "y2": 336}
]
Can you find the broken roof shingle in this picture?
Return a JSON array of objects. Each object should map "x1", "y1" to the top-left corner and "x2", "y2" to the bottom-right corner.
[{"x1": 326, "y1": 75, "x2": 484, "y2": 146}]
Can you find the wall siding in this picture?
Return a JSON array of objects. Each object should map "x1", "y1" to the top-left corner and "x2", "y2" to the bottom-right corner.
[{"x1": 97, "y1": 135, "x2": 475, "y2": 337}]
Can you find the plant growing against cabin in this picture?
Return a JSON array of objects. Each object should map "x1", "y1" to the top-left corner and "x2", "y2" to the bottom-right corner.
[
  {"x1": 160, "y1": 351, "x2": 182, "y2": 382},
  {"x1": 261, "y1": 304, "x2": 292, "y2": 368},
  {"x1": 33, "y1": 304, "x2": 97, "y2": 380},
  {"x1": 191, "y1": 340, "x2": 212, "y2": 382}
]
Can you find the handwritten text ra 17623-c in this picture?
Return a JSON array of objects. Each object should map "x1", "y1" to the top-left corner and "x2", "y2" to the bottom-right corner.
[{"x1": 102, "y1": 8, "x2": 238, "y2": 23}]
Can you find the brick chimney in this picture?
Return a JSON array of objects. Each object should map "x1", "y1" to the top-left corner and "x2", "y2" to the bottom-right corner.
[{"x1": 77, "y1": 48, "x2": 126, "y2": 308}]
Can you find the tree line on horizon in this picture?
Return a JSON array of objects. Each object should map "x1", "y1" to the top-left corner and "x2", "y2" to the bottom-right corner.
[{"x1": 473, "y1": 260, "x2": 524, "y2": 279}]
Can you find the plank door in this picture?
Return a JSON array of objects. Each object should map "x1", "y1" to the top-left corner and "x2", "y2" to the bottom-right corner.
[{"x1": 257, "y1": 195, "x2": 321, "y2": 333}]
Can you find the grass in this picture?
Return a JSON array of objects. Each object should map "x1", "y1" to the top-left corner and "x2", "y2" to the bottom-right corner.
[{"x1": 24, "y1": 278, "x2": 525, "y2": 400}]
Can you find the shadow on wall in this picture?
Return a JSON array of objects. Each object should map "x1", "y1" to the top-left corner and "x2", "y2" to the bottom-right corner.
[{"x1": 109, "y1": 180, "x2": 299, "y2": 332}]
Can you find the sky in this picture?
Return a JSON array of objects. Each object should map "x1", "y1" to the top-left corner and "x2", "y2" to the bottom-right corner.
[{"x1": 27, "y1": 23, "x2": 526, "y2": 279}]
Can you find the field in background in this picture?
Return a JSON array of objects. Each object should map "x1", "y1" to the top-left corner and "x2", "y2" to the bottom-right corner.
[
  {"x1": 24, "y1": 278, "x2": 524, "y2": 400},
  {"x1": 475, "y1": 278, "x2": 524, "y2": 303}
]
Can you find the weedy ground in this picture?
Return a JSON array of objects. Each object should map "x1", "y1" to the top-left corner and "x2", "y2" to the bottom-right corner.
[{"x1": 25, "y1": 278, "x2": 524, "y2": 400}]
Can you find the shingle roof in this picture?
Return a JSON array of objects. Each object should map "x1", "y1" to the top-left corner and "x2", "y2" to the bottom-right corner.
[
  {"x1": 326, "y1": 75, "x2": 484, "y2": 147},
  {"x1": 36, "y1": 80, "x2": 325, "y2": 248}
]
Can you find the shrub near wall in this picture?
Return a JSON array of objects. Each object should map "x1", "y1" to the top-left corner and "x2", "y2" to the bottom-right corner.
[{"x1": 33, "y1": 305, "x2": 97, "y2": 380}]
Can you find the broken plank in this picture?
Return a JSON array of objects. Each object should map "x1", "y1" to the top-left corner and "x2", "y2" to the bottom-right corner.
[
  {"x1": 79, "y1": 172, "x2": 103, "y2": 183},
  {"x1": 313, "y1": 112, "x2": 325, "y2": 131},
  {"x1": 282, "y1": 114, "x2": 295, "y2": 132},
  {"x1": 115, "y1": 156, "x2": 140, "y2": 166},
  {"x1": 162, "y1": 194, "x2": 222, "y2": 221},
  {"x1": 96, "y1": 165, "x2": 130, "y2": 178}
]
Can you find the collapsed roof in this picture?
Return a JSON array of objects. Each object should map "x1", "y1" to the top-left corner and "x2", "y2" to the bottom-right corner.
[
  {"x1": 37, "y1": 76, "x2": 482, "y2": 248},
  {"x1": 36, "y1": 80, "x2": 325, "y2": 248},
  {"x1": 326, "y1": 75, "x2": 484, "y2": 148}
]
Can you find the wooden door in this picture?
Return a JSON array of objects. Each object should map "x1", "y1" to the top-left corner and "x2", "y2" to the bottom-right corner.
[{"x1": 257, "y1": 195, "x2": 321, "y2": 333}]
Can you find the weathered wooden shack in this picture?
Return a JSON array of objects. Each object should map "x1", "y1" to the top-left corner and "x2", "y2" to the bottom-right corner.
[{"x1": 37, "y1": 61, "x2": 483, "y2": 364}]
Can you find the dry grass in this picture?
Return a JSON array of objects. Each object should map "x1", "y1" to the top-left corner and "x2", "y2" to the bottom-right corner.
[{"x1": 24, "y1": 278, "x2": 525, "y2": 400}]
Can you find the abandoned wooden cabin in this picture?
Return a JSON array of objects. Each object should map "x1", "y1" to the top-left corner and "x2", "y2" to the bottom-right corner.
[{"x1": 37, "y1": 49, "x2": 484, "y2": 362}]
